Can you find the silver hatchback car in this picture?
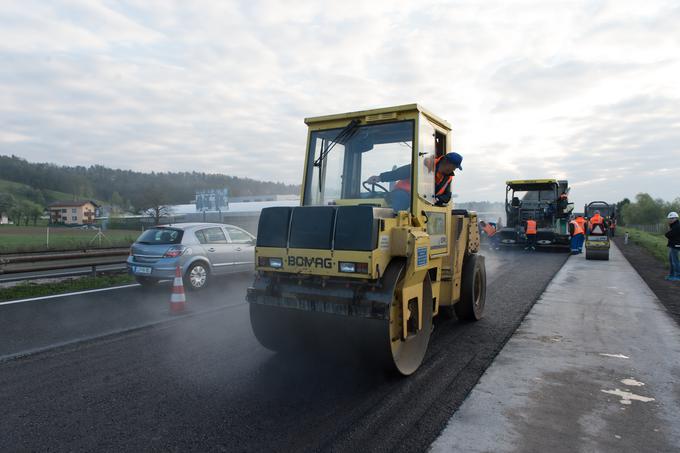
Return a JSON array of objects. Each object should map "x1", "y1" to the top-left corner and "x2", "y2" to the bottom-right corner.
[{"x1": 127, "y1": 223, "x2": 255, "y2": 290}]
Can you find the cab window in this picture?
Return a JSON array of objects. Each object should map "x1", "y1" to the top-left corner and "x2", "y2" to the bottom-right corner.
[{"x1": 418, "y1": 118, "x2": 436, "y2": 204}]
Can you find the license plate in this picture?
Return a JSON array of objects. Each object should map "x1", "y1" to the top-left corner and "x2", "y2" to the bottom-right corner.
[{"x1": 133, "y1": 266, "x2": 152, "y2": 275}]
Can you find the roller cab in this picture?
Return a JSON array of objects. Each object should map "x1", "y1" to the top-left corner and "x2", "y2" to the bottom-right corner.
[{"x1": 246, "y1": 104, "x2": 486, "y2": 375}]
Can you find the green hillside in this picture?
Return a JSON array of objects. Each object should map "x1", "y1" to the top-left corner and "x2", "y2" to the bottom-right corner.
[{"x1": 0, "y1": 178, "x2": 78, "y2": 205}]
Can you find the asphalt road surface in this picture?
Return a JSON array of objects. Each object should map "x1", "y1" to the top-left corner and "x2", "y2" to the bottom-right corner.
[{"x1": 0, "y1": 249, "x2": 568, "y2": 452}]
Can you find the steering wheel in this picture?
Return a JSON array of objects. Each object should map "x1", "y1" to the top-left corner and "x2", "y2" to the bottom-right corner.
[{"x1": 362, "y1": 180, "x2": 389, "y2": 194}]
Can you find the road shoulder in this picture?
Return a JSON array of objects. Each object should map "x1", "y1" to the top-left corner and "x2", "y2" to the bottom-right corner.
[
  {"x1": 613, "y1": 235, "x2": 680, "y2": 326},
  {"x1": 431, "y1": 242, "x2": 680, "y2": 452}
]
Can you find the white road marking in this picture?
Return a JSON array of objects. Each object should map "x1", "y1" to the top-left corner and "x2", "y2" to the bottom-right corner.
[
  {"x1": 621, "y1": 378, "x2": 645, "y2": 387},
  {"x1": 0, "y1": 284, "x2": 140, "y2": 306},
  {"x1": 601, "y1": 388, "x2": 655, "y2": 405},
  {"x1": 599, "y1": 353, "x2": 629, "y2": 359}
]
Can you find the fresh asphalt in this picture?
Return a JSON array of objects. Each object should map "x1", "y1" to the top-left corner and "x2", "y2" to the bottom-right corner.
[{"x1": 0, "y1": 249, "x2": 567, "y2": 452}]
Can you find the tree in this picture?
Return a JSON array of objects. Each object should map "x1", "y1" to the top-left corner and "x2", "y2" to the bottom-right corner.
[
  {"x1": 616, "y1": 198, "x2": 630, "y2": 225},
  {"x1": 0, "y1": 192, "x2": 15, "y2": 216},
  {"x1": 26, "y1": 202, "x2": 44, "y2": 226},
  {"x1": 664, "y1": 197, "x2": 680, "y2": 216},
  {"x1": 621, "y1": 193, "x2": 665, "y2": 225},
  {"x1": 138, "y1": 185, "x2": 172, "y2": 225},
  {"x1": 110, "y1": 191, "x2": 125, "y2": 209}
]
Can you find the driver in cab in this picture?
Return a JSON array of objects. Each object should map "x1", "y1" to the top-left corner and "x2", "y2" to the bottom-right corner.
[{"x1": 365, "y1": 152, "x2": 463, "y2": 211}]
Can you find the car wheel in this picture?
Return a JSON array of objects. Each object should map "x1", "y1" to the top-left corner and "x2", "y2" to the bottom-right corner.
[{"x1": 185, "y1": 262, "x2": 209, "y2": 291}]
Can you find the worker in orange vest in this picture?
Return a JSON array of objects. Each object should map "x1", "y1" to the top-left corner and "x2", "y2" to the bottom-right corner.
[
  {"x1": 589, "y1": 211, "x2": 605, "y2": 235},
  {"x1": 569, "y1": 216, "x2": 585, "y2": 254},
  {"x1": 525, "y1": 216, "x2": 537, "y2": 251},
  {"x1": 574, "y1": 215, "x2": 586, "y2": 233},
  {"x1": 479, "y1": 220, "x2": 498, "y2": 250},
  {"x1": 366, "y1": 153, "x2": 463, "y2": 211}
]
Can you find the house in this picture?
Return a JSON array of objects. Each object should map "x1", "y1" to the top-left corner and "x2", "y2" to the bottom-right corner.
[
  {"x1": 0, "y1": 212, "x2": 8, "y2": 224},
  {"x1": 48, "y1": 200, "x2": 99, "y2": 225}
]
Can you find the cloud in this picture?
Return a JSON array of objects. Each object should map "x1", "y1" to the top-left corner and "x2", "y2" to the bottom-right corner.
[{"x1": 0, "y1": 0, "x2": 678, "y2": 208}]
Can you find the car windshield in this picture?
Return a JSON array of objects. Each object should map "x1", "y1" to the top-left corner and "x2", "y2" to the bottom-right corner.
[
  {"x1": 304, "y1": 120, "x2": 413, "y2": 207},
  {"x1": 136, "y1": 228, "x2": 183, "y2": 245}
]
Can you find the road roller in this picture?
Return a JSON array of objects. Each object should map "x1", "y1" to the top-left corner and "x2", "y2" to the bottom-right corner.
[
  {"x1": 246, "y1": 104, "x2": 486, "y2": 375},
  {"x1": 585, "y1": 201, "x2": 611, "y2": 260}
]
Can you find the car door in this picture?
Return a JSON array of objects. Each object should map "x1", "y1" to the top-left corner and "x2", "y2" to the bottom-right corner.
[
  {"x1": 223, "y1": 225, "x2": 256, "y2": 273},
  {"x1": 195, "y1": 227, "x2": 234, "y2": 275}
]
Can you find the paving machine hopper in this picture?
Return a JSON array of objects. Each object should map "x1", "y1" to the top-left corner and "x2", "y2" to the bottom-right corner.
[
  {"x1": 497, "y1": 179, "x2": 573, "y2": 249},
  {"x1": 246, "y1": 104, "x2": 486, "y2": 375},
  {"x1": 585, "y1": 201, "x2": 611, "y2": 260}
]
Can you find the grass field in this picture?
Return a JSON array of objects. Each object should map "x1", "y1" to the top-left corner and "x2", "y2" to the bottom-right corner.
[
  {"x1": 622, "y1": 227, "x2": 669, "y2": 262},
  {"x1": 0, "y1": 225, "x2": 140, "y2": 253},
  {"x1": 0, "y1": 273, "x2": 135, "y2": 302}
]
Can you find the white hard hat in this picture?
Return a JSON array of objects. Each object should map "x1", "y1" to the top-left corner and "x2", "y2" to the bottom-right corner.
[{"x1": 668, "y1": 211, "x2": 679, "y2": 219}]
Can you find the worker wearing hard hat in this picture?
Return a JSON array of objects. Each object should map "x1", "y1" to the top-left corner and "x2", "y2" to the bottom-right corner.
[
  {"x1": 665, "y1": 211, "x2": 680, "y2": 281},
  {"x1": 366, "y1": 152, "x2": 463, "y2": 210},
  {"x1": 569, "y1": 216, "x2": 585, "y2": 254}
]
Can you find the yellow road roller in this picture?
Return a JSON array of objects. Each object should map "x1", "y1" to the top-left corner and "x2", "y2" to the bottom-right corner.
[
  {"x1": 585, "y1": 201, "x2": 611, "y2": 260},
  {"x1": 246, "y1": 104, "x2": 486, "y2": 375}
]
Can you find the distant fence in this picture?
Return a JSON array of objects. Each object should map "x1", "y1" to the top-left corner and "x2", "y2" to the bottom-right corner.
[{"x1": 624, "y1": 224, "x2": 666, "y2": 234}]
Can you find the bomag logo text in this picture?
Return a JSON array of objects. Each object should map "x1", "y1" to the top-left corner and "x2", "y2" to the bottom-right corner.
[{"x1": 287, "y1": 256, "x2": 333, "y2": 269}]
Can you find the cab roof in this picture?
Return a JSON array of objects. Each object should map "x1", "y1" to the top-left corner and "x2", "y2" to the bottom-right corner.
[
  {"x1": 506, "y1": 179, "x2": 558, "y2": 191},
  {"x1": 304, "y1": 104, "x2": 451, "y2": 131}
]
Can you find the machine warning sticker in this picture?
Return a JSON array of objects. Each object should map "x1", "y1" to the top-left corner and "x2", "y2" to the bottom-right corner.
[
  {"x1": 379, "y1": 235, "x2": 390, "y2": 250},
  {"x1": 416, "y1": 247, "x2": 428, "y2": 267}
]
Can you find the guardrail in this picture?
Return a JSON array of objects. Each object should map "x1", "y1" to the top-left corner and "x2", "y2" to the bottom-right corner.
[{"x1": 0, "y1": 248, "x2": 130, "y2": 282}]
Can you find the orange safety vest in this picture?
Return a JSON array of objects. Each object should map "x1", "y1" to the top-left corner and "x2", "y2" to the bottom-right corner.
[
  {"x1": 589, "y1": 213, "x2": 603, "y2": 229},
  {"x1": 393, "y1": 156, "x2": 453, "y2": 196},
  {"x1": 482, "y1": 223, "x2": 496, "y2": 237},
  {"x1": 570, "y1": 220, "x2": 584, "y2": 236},
  {"x1": 575, "y1": 216, "x2": 586, "y2": 232},
  {"x1": 526, "y1": 220, "x2": 537, "y2": 235}
]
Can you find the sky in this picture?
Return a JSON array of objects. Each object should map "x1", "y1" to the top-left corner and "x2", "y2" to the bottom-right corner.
[{"x1": 1, "y1": 0, "x2": 679, "y2": 208}]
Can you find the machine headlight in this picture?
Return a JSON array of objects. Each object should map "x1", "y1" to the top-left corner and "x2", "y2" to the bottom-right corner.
[
  {"x1": 339, "y1": 262, "x2": 369, "y2": 273},
  {"x1": 258, "y1": 257, "x2": 283, "y2": 269},
  {"x1": 339, "y1": 262, "x2": 356, "y2": 273}
]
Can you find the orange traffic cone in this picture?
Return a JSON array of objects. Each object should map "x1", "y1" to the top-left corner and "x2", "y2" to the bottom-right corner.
[{"x1": 170, "y1": 265, "x2": 186, "y2": 314}]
